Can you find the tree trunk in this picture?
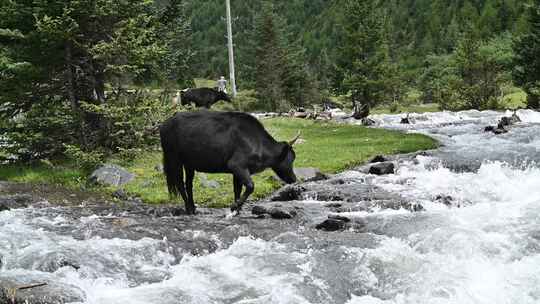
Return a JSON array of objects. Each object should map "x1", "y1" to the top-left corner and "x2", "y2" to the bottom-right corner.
[{"x1": 65, "y1": 42, "x2": 87, "y2": 148}]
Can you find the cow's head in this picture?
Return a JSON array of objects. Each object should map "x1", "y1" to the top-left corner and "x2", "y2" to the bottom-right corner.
[
  {"x1": 217, "y1": 90, "x2": 232, "y2": 103},
  {"x1": 272, "y1": 133, "x2": 300, "y2": 184},
  {"x1": 273, "y1": 143, "x2": 297, "y2": 184}
]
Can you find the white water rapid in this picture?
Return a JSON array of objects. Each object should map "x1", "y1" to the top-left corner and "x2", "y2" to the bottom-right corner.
[{"x1": 1, "y1": 110, "x2": 540, "y2": 304}]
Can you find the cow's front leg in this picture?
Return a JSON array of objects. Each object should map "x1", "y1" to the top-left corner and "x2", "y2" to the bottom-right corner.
[
  {"x1": 185, "y1": 167, "x2": 196, "y2": 215},
  {"x1": 233, "y1": 175, "x2": 242, "y2": 202},
  {"x1": 230, "y1": 170, "x2": 254, "y2": 213}
]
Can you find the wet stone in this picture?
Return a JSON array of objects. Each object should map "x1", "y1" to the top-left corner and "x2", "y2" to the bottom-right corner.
[
  {"x1": 325, "y1": 203, "x2": 343, "y2": 208},
  {"x1": 493, "y1": 126, "x2": 508, "y2": 134},
  {"x1": 269, "y1": 207, "x2": 297, "y2": 219},
  {"x1": 37, "y1": 255, "x2": 80, "y2": 273},
  {"x1": 251, "y1": 205, "x2": 268, "y2": 215},
  {"x1": 435, "y1": 194, "x2": 454, "y2": 206},
  {"x1": 148, "y1": 206, "x2": 186, "y2": 217},
  {"x1": 0, "y1": 194, "x2": 34, "y2": 211},
  {"x1": 316, "y1": 218, "x2": 346, "y2": 231},
  {"x1": 370, "y1": 155, "x2": 389, "y2": 163},
  {"x1": 368, "y1": 162, "x2": 395, "y2": 175},
  {"x1": 498, "y1": 116, "x2": 517, "y2": 127},
  {"x1": 270, "y1": 185, "x2": 305, "y2": 201},
  {"x1": 328, "y1": 214, "x2": 351, "y2": 222},
  {"x1": 0, "y1": 276, "x2": 84, "y2": 304}
]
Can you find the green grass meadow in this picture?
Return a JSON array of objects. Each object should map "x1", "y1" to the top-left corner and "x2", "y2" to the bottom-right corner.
[{"x1": 0, "y1": 117, "x2": 437, "y2": 207}]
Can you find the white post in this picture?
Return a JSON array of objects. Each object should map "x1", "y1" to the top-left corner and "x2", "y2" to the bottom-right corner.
[{"x1": 225, "y1": 0, "x2": 237, "y2": 97}]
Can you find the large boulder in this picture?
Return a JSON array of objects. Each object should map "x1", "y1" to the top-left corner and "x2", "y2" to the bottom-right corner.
[
  {"x1": 89, "y1": 164, "x2": 135, "y2": 187},
  {"x1": 198, "y1": 173, "x2": 220, "y2": 189},
  {"x1": 293, "y1": 167, "x2": 327, "y2": 182}
]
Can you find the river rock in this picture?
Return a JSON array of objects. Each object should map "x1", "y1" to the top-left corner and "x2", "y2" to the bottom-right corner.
[
  {"x1": 328, "y1": 214, "x2": 351, "y2": 222},
  {"x1": 147, "y1": 205, "x2": 186, "y2": 217},
  {"x1": 34, "y1": 253, "x2": 80, "y2": 273},
  {"x1": 493, "y1": 127, "x2": 508, "y2": 134},
  {"x1": 435, "y1": 194, "x2": 454, "y2": 206},
  {"x1": 251, "y1": 205, "x2": 268, "y2": 215},
  {"x1": 499, "y1": 117, "x2": 511, "y2": 126},
  {"x1": 484, "y1": 124, "x2": 508, "y2": 134},
  {"x1": 250, "y1": 204, "x2": 297, "y2": 219},
  {"x1": 294, "y1": 167, "x2": 327, "y2": 182},
  {"x1": 368, "y1": 162, "x2": 395, "y2": 175},
  {"x1": 498, "y1": 116, "x2": 516, "y2": 127},
  {"x1": 269, "y1": 207, "x2": 297, "y2": 219},
  {"x1": 369, "y1": 155, "x2": 389, "y2": 163},
  {"x1": 89, "y1": 164, "x2": 135, "y2": 187},
  {"x1": 0, "y1": 275, "x2": 84, "y2": 304},
  {"x1": 316, "y1": 218, "x2": 346, "y2": 231},
  {"x1": 270, "y1": 185, "x2": 305, "y2": 201},
  {"x1": 0, "y1": 194, "x2": 34, "y2": 211}
]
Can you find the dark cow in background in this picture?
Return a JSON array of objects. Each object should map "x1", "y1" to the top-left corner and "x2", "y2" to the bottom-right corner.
[
  {"x1": 180, "y1": 87, "x2": 231, "y2": 108},
  {"x1": 160, "y1": 111, "x2": 299, "y2": 214}
]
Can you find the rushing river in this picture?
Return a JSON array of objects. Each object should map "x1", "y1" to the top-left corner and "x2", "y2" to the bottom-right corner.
[{"x1": 1, "y1": 110, "x2": 540, "y2": 304}]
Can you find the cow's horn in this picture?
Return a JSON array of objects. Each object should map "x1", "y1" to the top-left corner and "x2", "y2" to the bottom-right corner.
[{"x1": 289, "y1": 131, "x2": 301, "y2": 146}]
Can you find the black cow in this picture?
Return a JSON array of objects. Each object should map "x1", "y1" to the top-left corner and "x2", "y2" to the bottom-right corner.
[
  {"x1": 159, "y1": 111, "x2": 299, "y2": 214},
  {"x1": 180, "y1": 87, "x2": 231, "y2": 108}
]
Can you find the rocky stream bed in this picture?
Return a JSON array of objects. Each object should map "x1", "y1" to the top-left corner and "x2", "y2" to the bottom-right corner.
[{"x1": 2, "y1": 109, "x2": 540, "y2": 304}]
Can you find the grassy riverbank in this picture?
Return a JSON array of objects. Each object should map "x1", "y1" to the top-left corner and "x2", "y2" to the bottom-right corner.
[{"x1": 0, "y1": 117, "x2": 437, "y2": 207}]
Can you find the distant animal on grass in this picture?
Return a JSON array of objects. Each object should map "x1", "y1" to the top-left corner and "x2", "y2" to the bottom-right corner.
[
  {"x1": 159, "y1": 111, "x2": 299, "y2": 214},
  {"x1": 180, "y1": 87, "x2": 231, "y2": 108}
]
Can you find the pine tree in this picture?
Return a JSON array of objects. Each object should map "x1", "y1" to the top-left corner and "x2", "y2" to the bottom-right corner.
[
  {"x1": 0, "y1": 0, "x2": 192, "y2": 158},
  {"x1": 252, "y1": 2, "x2": 319, "y2": 111},
  {"x1": 513, "y1": 0, "x2": 540, "y2": 109},
  {"x1": 253, "y1": 3, "x2": 287, "y2": 112},
  {"x1": 336, "y1": 0, "x2": 392, "y2": 113}
]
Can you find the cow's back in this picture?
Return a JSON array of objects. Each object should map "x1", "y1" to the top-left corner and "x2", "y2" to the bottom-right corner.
[
  {"x1": 181, "y1": 88, "x2": 215, "y2": 107},
  {"x1": 160, "y1": 111, "x2": 273, "y2": 172}
]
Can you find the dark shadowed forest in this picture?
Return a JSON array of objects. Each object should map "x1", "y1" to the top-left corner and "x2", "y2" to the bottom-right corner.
[{"x1": 1, "y1": 0, "x2": 540, "y2": 163}]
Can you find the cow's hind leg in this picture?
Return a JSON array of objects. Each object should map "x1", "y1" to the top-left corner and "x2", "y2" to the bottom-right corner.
[
  {"x1": 175, "y1": 164, "x2": 190, "y2": 210},
  {"x1": 230, "y1": 169, "x2": 254, "y2": 213},
  {"x1": 185, "y1": 167, "x2": 196, "y2": 215}
]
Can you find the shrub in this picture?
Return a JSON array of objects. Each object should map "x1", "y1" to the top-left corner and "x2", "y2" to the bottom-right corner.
[{"x1": 63, "y1": 144, "x2": 104, "y2": 172}]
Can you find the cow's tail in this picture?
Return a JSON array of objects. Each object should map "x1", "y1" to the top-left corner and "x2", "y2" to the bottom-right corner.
[{"x1": 160, "y1": 126, "x2": 181, "y2": 197}]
